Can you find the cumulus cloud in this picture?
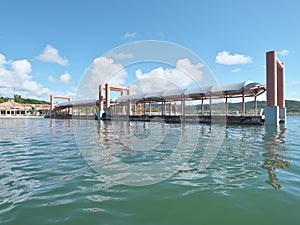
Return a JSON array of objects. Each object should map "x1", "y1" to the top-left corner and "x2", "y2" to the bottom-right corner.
[
  {"x1": 131, "y1": 58, "x2": 204, "y2": 94},
  {"x1": 216, "y1": 51, "x2": 252, "y2": 65},
  {"x1": 77, "y1": 57, "x2": 128, "y2": 99},
  {"x1": 47, "y1": 72, "x2": 72, "y2": 84},
  {"x1": 122, "y1": 32, "x2": 137, "y2": 39},
  {"x1": 60, "y1": 72, "x2": 71, "y2": 84},
  {"x1": 36, "y1": 44, "x2": 69, "y2": 66},
  {"x1": 76, "y1": 57, "x2": 205, "y2": 99},
  {"x1": 0, "y1": 53, "x2": 51, "y2": 98},
  {"x1": 278, "y1": 49, "x2": 289, "y2": 56}
]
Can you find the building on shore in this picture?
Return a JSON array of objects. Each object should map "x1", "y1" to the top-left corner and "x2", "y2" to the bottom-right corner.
[{"x1": 0, "y1": 100, "x2": 50, "y2": 117}]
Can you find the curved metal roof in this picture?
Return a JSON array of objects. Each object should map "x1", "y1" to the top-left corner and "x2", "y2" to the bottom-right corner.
[{"x1": 115, "y1": 80, "x2": 265, "y2": 102}]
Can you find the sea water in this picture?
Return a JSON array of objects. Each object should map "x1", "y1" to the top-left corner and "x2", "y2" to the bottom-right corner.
[{"x1": 0, "y1": 117, "x2": 300, "y2": 225}]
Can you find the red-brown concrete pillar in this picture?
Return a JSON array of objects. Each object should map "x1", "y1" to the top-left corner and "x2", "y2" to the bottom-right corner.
[
  {"x1": 277, "y1": 64, "x2": 285, "y2": 108},
  {"x1": 266, "y1": 51, "x2": 277, "y2": 107}
]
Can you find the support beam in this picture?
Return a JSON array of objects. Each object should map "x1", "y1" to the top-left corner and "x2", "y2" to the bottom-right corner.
[
  {"x1": 209, "y1": 96, "x2": 212, "y2": 116},
  {"x1": 201, "y1": 98, "x2": 204, "y2": 116},
  {"x1": 242, "y1": 92, "x2": 245, "y2": 116},
  {"x1": 254, "y1": 94, "x2": 257, "y2": 116},
  {"x1": 105, "y1": 83, "x2": 110, "y2": 110},
  {"x1": 174, "y1": 102, "x2": 177, "y2": 115},
  {"x1": 225, "y1": 96, "x2": 228, "y2": 116},
  {"x1": 181, "y1": 100, "x2": 185, "y2": 116}
]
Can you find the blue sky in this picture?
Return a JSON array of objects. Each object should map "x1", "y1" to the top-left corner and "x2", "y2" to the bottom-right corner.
[{"x1": 1, "y1": 0, "x2": 300, "y2": 101}]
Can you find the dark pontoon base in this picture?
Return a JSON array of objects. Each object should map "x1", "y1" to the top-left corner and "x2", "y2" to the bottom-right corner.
[{"x1": 108, "y1": 115, "x2": 265, "y2": 125}]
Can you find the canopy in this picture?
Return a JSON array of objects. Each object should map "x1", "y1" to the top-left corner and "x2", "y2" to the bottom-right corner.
[{"x1": 116, "y1": 80, "x2": 266, "y2": 102}]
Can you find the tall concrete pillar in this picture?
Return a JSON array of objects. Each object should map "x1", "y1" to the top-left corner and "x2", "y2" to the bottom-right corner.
[
  {"x1": 265, "y1": 51, "x2": 286, "y2": 125},
  {"x1": 277, "y1": 63, "x2": 286, "y2": 120},
  {"x1": 266, "y1": 51, "x2": 277, "y2": 107}
]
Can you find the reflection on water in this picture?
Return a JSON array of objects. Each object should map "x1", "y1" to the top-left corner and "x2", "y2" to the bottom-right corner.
[
  {"x1": 89, "y1": 120, "x2": 291, "y2": 190},
  {"x1": 77, "y1": 119, "x2": 204, "y2": 186},
  {"x1": 1, "y1": 118, "x2": 300, "y2": 225},
  {"x1": 262, "y1": 125, "x2": 290, "y2": 189}
]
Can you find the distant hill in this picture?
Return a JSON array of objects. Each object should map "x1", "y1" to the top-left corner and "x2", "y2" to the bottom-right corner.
[
  {"x1": 223, "y1": 100, "x2": 300, "y2": 115},
  {"x1": 138, "y1": 100, "x2": 300, "y2": 115},
  {"x1": 0, "y1": 96, "x2": 50, "y2": 105},
  {"x1": 177, "y1": 100, "x2": 300, "y2": 115},
  {"x1": 194, "y1": 100, "x2": 300, "y2": 115}
]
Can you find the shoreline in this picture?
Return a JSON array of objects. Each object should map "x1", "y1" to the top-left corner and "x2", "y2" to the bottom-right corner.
[{"x1": 0, "y1": 115, "x2": 47, "y2": 119}]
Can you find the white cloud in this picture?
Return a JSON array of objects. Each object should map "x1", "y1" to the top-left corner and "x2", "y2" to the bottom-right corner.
[
  {"x1": 131, "y1": 58, "x2": 204, "y2": 94},
  {"x1": 48, "y1": 72, "x2": 72, "y2": 84},
  {"x1": 216, "y1": 51, "x2": 252, "y2": 65},
  {"x1": 122, "y1": 32, "x2": 137, "y2": 39},
  {"x1": 36, "y1": 44, "x2": 69, "y2": 66},
  {"x1": 76, "y1": 57, "x2": 204, "y2": 100},
  {"x1": 60, "y1": 72, "x2": 71, "y2": 84},
  {"x1": 0, "y1": 53, "x2": 8, "y2": 65},
  {"x1": 77, "y1": 57, "x2": 128, "y2": 99},
  {"x1": 278, "y1": 49, "x2": 289, "y2": 56},
  {"x1": 0, "y1": 53, "x2": 51, "y2": 98},
  {"x1": 231, "y1": 68, "x2": 240, "y2": 73}
]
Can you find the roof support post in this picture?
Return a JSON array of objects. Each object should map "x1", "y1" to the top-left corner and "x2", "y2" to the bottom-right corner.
[
  {"x1": 254, "y1": 93, "x2": 257, "y2": 116},
  {"x1": 201, "y1": 98, "x2": 204, "y2": 116},
  {"x1": 225, "y1": 96, "x2": 228, "y2": 116},
  {"x1": 134, "y1": 103, "x2": 137, "y2": 115},
  {"x1": 174, "y1": 101, "x2": 177, "y2": 115},
  {"x1": 143, "y1": 102, "x2": 146, "y2": 116},
  {"x1": 209, "y1": 96, "x2": 212, "y2": 116},
  {"x1": 163, "y1": 101, "x2": 166, "y2": 116},
  {"x1": 181, "y1": 100, "x2": 185, "y2": 116},
  {"x1": 242, "y1": 91, "x2": 245, "y2": 116}
]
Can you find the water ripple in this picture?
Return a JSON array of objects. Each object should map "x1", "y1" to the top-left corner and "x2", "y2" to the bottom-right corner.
[{"x1": 1, "y1": 118, "x2": 300, "y2": 225}]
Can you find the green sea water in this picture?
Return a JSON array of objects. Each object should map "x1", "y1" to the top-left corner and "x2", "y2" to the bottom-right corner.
[{"x1": 1, "y1": 117, "x2": 300, "y2": 225}]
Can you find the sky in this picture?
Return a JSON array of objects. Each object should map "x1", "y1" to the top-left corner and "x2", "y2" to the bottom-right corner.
[{"x1": 1, "y1": 0, "x2": 300, "y2": 102}]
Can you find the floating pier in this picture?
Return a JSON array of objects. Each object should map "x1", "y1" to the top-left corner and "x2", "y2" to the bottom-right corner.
[
  {"x1": 98, "y1": 80, "x2": 266, "y2": 125},
  {"x1": 50, "y1": 51, "x2": 285, "y2": 126}
]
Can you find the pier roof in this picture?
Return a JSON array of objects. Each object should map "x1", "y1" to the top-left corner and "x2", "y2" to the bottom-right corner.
[{"x1": 116, "y1": 80, "x2": 266, "y2": 102}]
